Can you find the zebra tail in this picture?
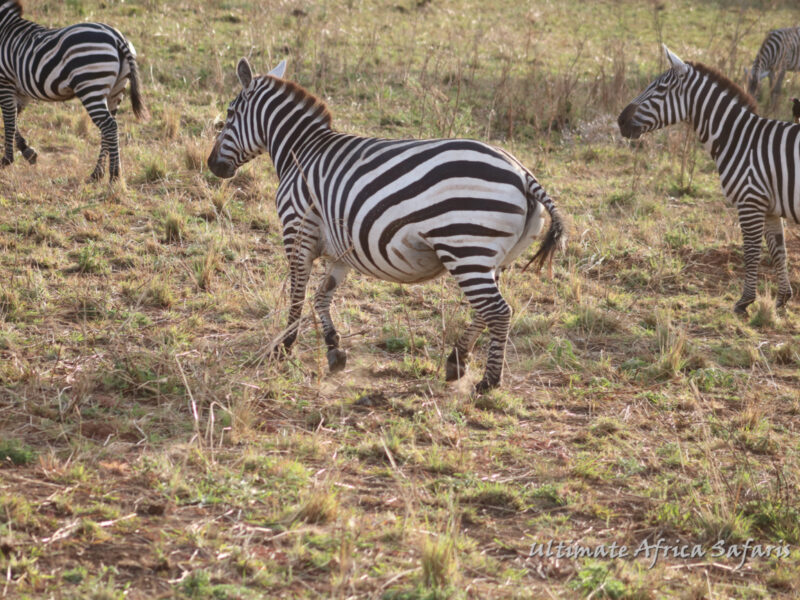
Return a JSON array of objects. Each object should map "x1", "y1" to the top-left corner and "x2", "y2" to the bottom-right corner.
[
  {"x1": 520, "y1": 182, "x2": 566, "y2": 275},
  {"x1": 123, "y1": 41, "x2": 148, "y2": 120}
]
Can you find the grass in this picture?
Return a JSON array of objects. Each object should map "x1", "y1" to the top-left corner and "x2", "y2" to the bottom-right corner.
[{"x1": 1, "y1": 0, "x2": 800, "y2": 598}]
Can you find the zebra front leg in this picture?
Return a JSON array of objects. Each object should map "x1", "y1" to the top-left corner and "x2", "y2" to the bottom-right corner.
[
  {"x1": 14, "y1": 101, "x2": 36, "y2": 164},
  {"x1": 0, "y1": 87, "x2": 18, "y2": 166},
  {"x1": 734, "y1": 207, "x2": 766, "y2": 315},
  {"x1": 313, "y1": 261, "x2": 350, "y2": 373},
  {"x1": 445, "y1": 317, "x2": 485, "y2": 382},
  {"x1": 271, "y1": 241, "x2": 315, "y2": 360},
  {"x1": 449, "y1": 268, "x2": 511, "y2": 392},
  {"x1": 15, "y1": 131, "x2": 37, "y2": 164},
  {"x1": 765, "y1": 215, "x2": 793, "y2": 309}
]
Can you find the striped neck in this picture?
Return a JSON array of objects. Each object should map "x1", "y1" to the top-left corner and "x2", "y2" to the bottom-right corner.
[
  {"x1": 685, "y1": 63, "x2": 758, "y2": 162},
  {"x1": 255, "y1": 77, "x2": 333, "y2": 179},
  {"x1": 0, "y1": 1, "x2": 22, "y2": 20}
]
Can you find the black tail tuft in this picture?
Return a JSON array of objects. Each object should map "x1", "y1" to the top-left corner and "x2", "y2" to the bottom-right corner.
[
  {"x1": 521, "y1": 192, "x2": 566, "y2": 274},
  {"x1": 123, "y1": 42, "x2": 148, "y2": 121}
]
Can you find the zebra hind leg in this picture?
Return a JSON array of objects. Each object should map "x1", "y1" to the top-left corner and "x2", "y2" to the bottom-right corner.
[
  {"x1": 734, "y1": 207, "x2": 766, "y2": 315},
  {"x1": 445, "y1": 317, "x2": 485, "y2": 382},
  {"x1": 79, "y1": 96, "x2": 119, "y2": 181},
  {"x1": 765, "y1": 216, "x2": 793, "y2": 309},
  {"x1": 313, "y1": 261, "x2": 350, "y2": 373},
  {"x1": 448, "y1": 268, "x2": 511, "y2": 392}
]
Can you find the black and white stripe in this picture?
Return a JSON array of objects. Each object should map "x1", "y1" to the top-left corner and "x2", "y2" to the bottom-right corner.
[
  {"x1": 746, "y1": 27, "x2": 800, "y2": 103},
  {"x1": 619, "y1": 45, "x2": 796, "y2": 314},
  {"x1": 208, "y1": 59, "x2": 564, "y2": 392},
  {"x1": 0, "y1": 0, "x2": 146, "y2": 181}
]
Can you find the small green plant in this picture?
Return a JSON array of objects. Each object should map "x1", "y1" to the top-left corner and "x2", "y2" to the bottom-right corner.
[
  {"x1": 0, "y1": 439, "x2": 36, "y2": 465},
  {"x1": 421, "y1": 535, "x2": 458, "y2": 590},
  {"x1": 73, "y1": 241, "x2": 109, "y2": 274},
  {"x1": 569, "y1": 561, "x2": 627, "y2": 599},
  {"x1": 162, "y1": 211, "x2": 185, "y2": 244}
]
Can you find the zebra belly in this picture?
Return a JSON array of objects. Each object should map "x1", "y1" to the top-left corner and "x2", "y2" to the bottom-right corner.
[{"x1": 318, "y1": 226, "x2": 444, "y2": 283}]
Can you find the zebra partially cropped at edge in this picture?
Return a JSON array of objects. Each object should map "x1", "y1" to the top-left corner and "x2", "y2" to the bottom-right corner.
[
  {"x1": 745, "y1": 27, "x2": 800, "y2": 105},
  {"x1": 619, "y1": 45, "x2": 798, "y2": 314},
  {"x1": 208, "y1": 59, "x2": 565, "y2": 392},
  {"x1": 0, "y1": 0, "x2": 146, "y2": 181}
]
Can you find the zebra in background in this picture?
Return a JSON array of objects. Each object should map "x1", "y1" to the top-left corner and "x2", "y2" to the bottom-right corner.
[
  {"x1": 0, "y1": 0, "x2": 146, "y2": 181},
  {"x1": 745, "y1": 27, "x2": 800, "y2": 105},
  {"x1": 619, "y1": 45, "x2": 798, "y2": 314},
  {"x1": 208, "y1": 59, "x2": 565, "y2": 392}
]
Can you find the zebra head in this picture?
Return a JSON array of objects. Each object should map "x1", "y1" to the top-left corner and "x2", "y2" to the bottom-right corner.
[
  {"x1": 207, "y1": 58, "x2": 287, "y2": 179},
  {"x1": 744, "y1": 66, "x2": 770, "y2": 97},
  {"x1": 618, "y1": 45, "x2": 690, "y2": 140}
]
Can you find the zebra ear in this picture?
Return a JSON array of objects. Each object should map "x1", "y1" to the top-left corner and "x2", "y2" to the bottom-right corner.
[
  {"x1": 237, "y1": 58, "x2": 253, "y2": 89},
  {"x1": 662, "y1": 44, "x2": 688, "y2": 75},
  {"x1": 267, "y1": 60, "x2": 287, "y2": 79}
]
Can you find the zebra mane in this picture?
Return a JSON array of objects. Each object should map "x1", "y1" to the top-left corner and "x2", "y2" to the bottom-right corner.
[
  {"x1": 271, "y1": 77, "x2": 333, "y2": 129},
  {"x1": 1, "y1": 0, "x2": 23, "y2": 15},
  {"x1": 688, "y1": 61, "x2": 758, "y2": 114}
]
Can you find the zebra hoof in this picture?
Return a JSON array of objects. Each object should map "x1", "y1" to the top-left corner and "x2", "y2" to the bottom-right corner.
[
  {"x1": 445, "y1": 349, "x2": 468, "y2": 381},
  {"x1": 445, "y1": 359, "x2": 467, "y2": 381},
  {"x1": 22, "y1": 148, "x2": 37, "y2": 164},
  {"x1": 0, "y1": 156, "x2": 11, "y2": 167},
  {"x1": 733, "y1": 299, "x2": 753, "y2": 315},
  {"x1": 327, "y1": 348, "x2": 347, "y2": 373},
  {"x1": 474, "y1": 377, "x2": 499, "y2": 394},
  {"x1": 268, "y1": 344, "x2": 291, "y2": 361},
  {"x1": 776, "y1": 292, "x2": 793, "y2": 309}
]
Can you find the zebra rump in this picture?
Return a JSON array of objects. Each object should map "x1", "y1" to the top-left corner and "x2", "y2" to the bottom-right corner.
[
  {"x1": 0, "y1": 0, "x2": 147, "y2": 180},
  {"x1": 208, "y1": 58, "x2": 565, "y2": 392}
]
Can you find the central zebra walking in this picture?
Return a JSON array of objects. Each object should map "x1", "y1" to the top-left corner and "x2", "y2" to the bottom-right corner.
[
  {"x1": 0, "y1": 0, "x2": 146, "y2": 181},
  {"x1": 619, "y1": 45, "x2": 798, "y2": 314},
  {"x1": 208, "y1": 59, "x2": 564, "y2": 392}
]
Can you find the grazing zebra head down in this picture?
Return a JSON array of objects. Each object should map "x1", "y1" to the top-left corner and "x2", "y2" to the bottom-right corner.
[
  {"x1": 745, "y1": 27, "x2": 800, "y2": 99},
  {"x1": 208, "y1": 59, "x2": 565, "y2": 392},
  {"x1": 619, "y1": 46, "x2": 798, "y2": 315}
]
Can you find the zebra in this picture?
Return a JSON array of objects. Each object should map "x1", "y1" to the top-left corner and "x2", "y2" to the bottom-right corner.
[
  {"x1": 618, "y1": 45, "x2": 796, "y2": 315},
  {"x1": 207, "y1": 59, "x2": 565, "y2": 392},
  {"x1": 0, "y1": 0, "x2": 146, "y2": 181},
  {"x1": 745, "y1": 27, "x2": 800, "y2": 105}
]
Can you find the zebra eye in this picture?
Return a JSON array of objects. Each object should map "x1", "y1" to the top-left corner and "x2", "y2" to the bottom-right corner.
[{"x1": 226, "y1": 108, "x2": 235, "y2": 120}]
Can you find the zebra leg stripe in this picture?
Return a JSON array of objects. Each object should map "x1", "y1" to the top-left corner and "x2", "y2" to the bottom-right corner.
[
  {"x1": 445, "y1": 316, "x2": 485, "y2": 381},
  {"x1": 734, "y1": 206, "x2": 766, "y2": 314},
  {"x1": 448, "y1": 268, "x2": 511, "y2": 392},
  {"x1": 80, "y1": 96, "x2": 120, "y2": 181},
  {"x1": 0, "y1": 87, "x2": 17, "y2": 166},
  {"x1": 765, "y1": 215, "x2": 793, "y2": 308},
  {"x1": 14, "y1": 102, "x2": 36, "y2": 164},
  {"x1": 313, "y1": 261, "x2": 350, "y2": 373}
]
